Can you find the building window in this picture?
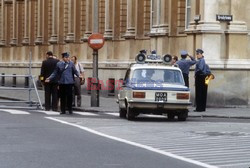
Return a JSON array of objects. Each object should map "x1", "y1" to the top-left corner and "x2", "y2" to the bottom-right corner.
[
  {"x1": 185, "y1": 0, "x2": 191, "y2": 29},
  {"x1": 150, "y1": 0, "x2": 161, "y2": 34}
]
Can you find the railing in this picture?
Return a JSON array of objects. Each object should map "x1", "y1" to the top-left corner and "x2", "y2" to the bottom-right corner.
[
  {"x1": 0, "y1": 51, "x2": 43, "y2": 110},
  {"x1": 0, "y1": 74, "x2": 43, "y2": 110}
]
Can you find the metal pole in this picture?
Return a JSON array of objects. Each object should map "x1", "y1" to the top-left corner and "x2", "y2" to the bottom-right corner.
[
  {"x1": 91, "y1": 0, "x2": 100, "y2": 107},
  {"x1": 91, "y1": 50, "x2": 99, "y2": 107},
  {"x1": 29, "y1": 51, "x2": 32, "y2": 106}
]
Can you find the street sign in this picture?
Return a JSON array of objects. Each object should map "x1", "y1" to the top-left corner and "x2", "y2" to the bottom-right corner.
[
  {"x1": 216, "y1": 15, "x2": 233, "y2": 22},
  {"x1": 88, "y1": 33, "x2": 105, "y2": 50}
]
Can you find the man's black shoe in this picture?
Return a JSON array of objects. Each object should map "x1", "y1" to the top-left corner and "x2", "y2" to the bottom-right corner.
[
  {"x1": 69, "y1": 111, "x2": 73, "y2": 114},
  {"x1": 60, "y1": 112, "x2": 66, "y2": 115}
]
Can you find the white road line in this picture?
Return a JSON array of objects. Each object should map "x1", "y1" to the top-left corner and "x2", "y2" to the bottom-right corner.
[
  {"x1": 105, "y1": 113, "x2": 119, "y2": 117},
  {"x1": 74, "y1": 112, "x2": 99, "y2": 116},
  {"x1": 219, "y1": 162, "x2": 250, "y2": 167},
  {"x1": 208, "y1": 158, "x2": 250, "y2": 165},
  {"x1": 46, "y1": 117, "x2": 218, "y2": 168},
  {"x1": 140, "y1": 114, "x2": 167, "y2": 118},
  {"x1": 1, "y1": 109, "x2": 30, "y2": 114},
  {"x1": 34, "y1": 110, "x2": 60, "y2": 115}
]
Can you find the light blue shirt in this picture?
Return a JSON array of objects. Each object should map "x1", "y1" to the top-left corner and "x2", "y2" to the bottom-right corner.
[
  {"x1": 176, "y1": 56, "x2": 196, "y2": 75},
  {"x1": 195, "y1": 56, "x2": 211, "y2": 75},
  {"x1": 49, "y1": 61, "x2": 79, "y2": 84}
]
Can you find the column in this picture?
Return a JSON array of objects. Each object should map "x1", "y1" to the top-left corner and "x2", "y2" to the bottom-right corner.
[
  {"x1": 65, "y1": 0, "x2": 75, "y2": 43},
  {"x1": 112, "y1": 0, "x2": 120, "y2": 40},
  {"x1": 0, "y1": 0, "x2": 6, "y2": 46},
  {"x1": 226, "y1": 0, "x2": 248, "y2": 60},
  {"x1": 104, "y1": 0, "x2": 113, "y2": 40},
  {"x1": 36, "y1": 0, "x2": 49, "y2": 45},
  {"x1": 135, "y1": 0, "x2": 144, "y2": 38},
  {"x1": 22, "y1": 0, "x2": 29, "y2": 45},
  {"x1": 82, "y1": 0, "x2": 92, "y2": 41},
  {"x1": 195, "y1": 0, "x2": 223, "y2": 62},
  {"x1": 16, "y1": 0, "x2": 24, "y2": 45},
  {"x1": 74, "y1": 0, "x2": 81, "y2": 43},
  {"x1": 4, "y1": 0, "x2": 12, "y2": 46},
  {"x1": 10, "y1": 0, "x2": 17, "y2": 46},
  {"x1": 49, "y1": 0, "x2": 58, "y2": 43},
  {"x1": 28, "y1": 0, "x2": 35, "y2": 45},
  {"x1": 123, "y1": 0, "x2": 136, "y2": 38},
  {"x1": 197, "y1": 0, "x2": 221, "y2": 31},
  {"x1": 35, "y1": 0, "x2": 43, "y2": 44}
]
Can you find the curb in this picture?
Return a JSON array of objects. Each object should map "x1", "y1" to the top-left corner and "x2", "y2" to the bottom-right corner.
[{"x1": 189, "y1": 114, "x2": 250, "y2": 120}]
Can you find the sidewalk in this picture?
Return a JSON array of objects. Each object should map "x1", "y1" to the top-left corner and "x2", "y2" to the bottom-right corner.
[{"x1": 0, "y1": 89, "x2": 250, "y2": 119}]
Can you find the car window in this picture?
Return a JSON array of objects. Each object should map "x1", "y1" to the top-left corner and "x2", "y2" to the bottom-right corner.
[
  {"x1": 132, "y1": 69, "x2": 184, "y2": 85},
  {"x1": 124, "y1": 69, "x2": 131, "y2": 84}
]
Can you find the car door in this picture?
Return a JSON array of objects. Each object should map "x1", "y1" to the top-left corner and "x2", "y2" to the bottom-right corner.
[{"x1": 118, "y1": 68, "x2": 131, "y2": 109}]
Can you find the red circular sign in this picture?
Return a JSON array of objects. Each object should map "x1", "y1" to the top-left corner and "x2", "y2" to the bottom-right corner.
[{"x1": 88, "y1": 33, "x2": 105, "y2": 50}]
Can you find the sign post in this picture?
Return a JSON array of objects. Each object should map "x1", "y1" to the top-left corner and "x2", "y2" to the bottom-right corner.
[{"x1": 88, "y1": 33, "x2": 105, "y2": 107}]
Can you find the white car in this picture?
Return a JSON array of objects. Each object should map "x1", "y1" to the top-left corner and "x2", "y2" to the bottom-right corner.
[{"x1": 117, "y1": 52, "x2": 192, "y2": 121}]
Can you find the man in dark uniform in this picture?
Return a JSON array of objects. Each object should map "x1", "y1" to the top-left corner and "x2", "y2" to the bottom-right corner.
[
  {"x1": 40, "y1": 51, "x2": 59, "y2": 111},
  {"x1": 176, "y1": 50, "x2": 196, "y2": 87},
  {"x1": 46, "y1": 52, "x2": 79, "y2": 115},
  {"x1": 194, "y1": 49, "x2": 211, "y2": 112}
]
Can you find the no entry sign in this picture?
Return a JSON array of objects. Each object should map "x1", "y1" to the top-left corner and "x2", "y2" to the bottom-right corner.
[{"x1": 88, "y1": 33, "x2": 105, "y2": 50}]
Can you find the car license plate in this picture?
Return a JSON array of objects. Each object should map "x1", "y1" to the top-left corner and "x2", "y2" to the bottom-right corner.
[{"x1": 155, "y1": 92, "x2": 167, "y2": 102}]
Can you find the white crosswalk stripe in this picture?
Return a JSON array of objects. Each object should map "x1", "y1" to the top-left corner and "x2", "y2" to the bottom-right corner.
[
  {"x1": 105, "y1": 112, "x2": 167, "y2": 118},
  {"x1": 1, "y1": 109, "x2": 30, "y2": 114},
  {"x1": 74, "y1": 112, "x2": 99, "y2": 116},
  {"x1": 75, "y1": 119, "x2": 250, "y2": 168},
  {"x1": 0, "y1": 109, "x2": 101, "y2": 116},
  {"x1": 34, "y1": 110, "x2": 60, "y2": 115}
]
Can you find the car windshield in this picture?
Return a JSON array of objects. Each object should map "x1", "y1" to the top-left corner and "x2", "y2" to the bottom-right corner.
[{"x1": 131, "y1": 69, "x2": 184, "y2": 85}]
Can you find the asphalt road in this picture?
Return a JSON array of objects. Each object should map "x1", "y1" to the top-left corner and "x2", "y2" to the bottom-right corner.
[
  {"x1": 0, "y1": 109, "x2": 204, "y2": 168},
  {"x1": 0, "y1": 109, "x2": 250, "y2": 168}
]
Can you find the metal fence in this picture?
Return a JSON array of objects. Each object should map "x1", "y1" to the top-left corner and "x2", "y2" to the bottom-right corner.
[{"x1": 0, "y1": 52, "x2": 43, "y2": 110}]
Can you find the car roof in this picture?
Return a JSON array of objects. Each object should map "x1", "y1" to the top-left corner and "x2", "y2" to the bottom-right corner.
[{"x1": 129, "y1": 63, "x2": 180, "y2": 71}]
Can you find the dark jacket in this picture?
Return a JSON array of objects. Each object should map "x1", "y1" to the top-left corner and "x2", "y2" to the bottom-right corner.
[{"x1": 40, "y1": 57, "x2": 59, "y2": 83}]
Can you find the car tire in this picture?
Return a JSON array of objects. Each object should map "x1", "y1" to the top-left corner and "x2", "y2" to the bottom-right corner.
[
  {"x1": 178, "y1": 110, "x2": 188, "y2": 121},
  {"x1": 126, "y1": 105, "x2": 135, "y2": 121},
  {"x1": 167, "y1": 113, "x2": 175, "y2": 120},
  {"x1": 119, "y1": 108, "x2": 127, "y2": 118}
]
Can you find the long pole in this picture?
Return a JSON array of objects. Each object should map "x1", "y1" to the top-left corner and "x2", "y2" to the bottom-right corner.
[
  {"x1": 91, "y1": 0, "x2": 99, "y2": 107},
  {"x1": 29, "y1": 51, "x2": 32, "y2": 107}
]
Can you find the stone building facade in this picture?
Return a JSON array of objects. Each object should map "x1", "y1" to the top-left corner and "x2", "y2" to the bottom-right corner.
[{"x1": 0, "y1": 0, "x2": 250, "y2": 107}]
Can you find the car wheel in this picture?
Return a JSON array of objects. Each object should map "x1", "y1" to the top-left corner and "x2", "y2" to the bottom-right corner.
[
  {"x1": 178, "y1": 110, "x2": 188, "y2": 121},
  {"x1": 167, "y1": 113, "x2": 175, "y2": 120},
  {"x1": 126, "y1": 105, "x2": 135, "y2": 121},
  {"x1": 119, "y1": 108, "x2": 127, "y2": 118}
]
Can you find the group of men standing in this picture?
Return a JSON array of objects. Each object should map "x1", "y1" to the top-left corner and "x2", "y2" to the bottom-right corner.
[
  {"x1": 172, "y1": 49, "x2": 211, "y2": 112},
  {"x1": 40, "y1": 51, "x2": 85, "y2": 114}
]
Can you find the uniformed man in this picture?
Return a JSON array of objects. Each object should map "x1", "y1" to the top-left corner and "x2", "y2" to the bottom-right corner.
[
  {"x1": 194, "y1": 49, "x2": 211, "y2": 112},
  {"x1": 176, "y1": 50, "x2": 196, "y2": 87},
  {"x1": 45, "y1": 52, "x2": 79, "y2": 114}
]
